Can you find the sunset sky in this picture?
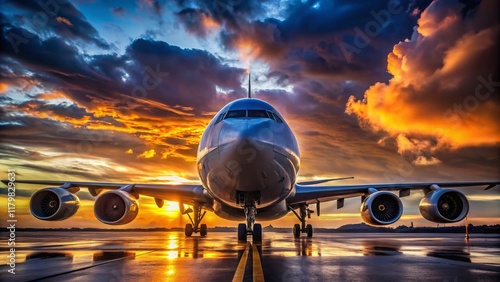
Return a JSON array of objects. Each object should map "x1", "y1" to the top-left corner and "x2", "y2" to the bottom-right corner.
[{"x1": 0, "y1": 0, "x2": 499, "y2": 229}]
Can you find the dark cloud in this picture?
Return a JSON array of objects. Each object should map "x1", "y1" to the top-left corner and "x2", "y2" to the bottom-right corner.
[
  {"x1": 18, "y1": 100, "x2": 89, "y2": 120},
  {"x1": 1, "y1": 23, "x2": 246, "y2": 115},
  {"x1": 0, "y1": 12, "x2": 250, "y2": 181},
  {"x1": 175, "y1": 8, "x2": 217, "y2": 38},
  {"x1": 2, "y1": 27, "x2": 90, "y2": 75},
  {"x1": 4, "y1": 0, "x2": 110, "y2": 49},
  {"x1": 172, "y1": 0, "x2": 269, "y2": 22},
  {"x1": 174, "y1": 0, "x2": 431, "y2": 86}
]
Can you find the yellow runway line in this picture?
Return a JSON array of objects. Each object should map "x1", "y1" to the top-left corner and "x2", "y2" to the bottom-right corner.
[
  {"x1": 252, "y1": 244, "x2": 265, "y2": 282},
  {"x1": 232, "y1": 242, "x2": 251, "y2": 282}
]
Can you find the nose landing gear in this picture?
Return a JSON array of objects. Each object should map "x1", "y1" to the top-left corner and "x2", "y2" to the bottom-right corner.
[{"x1": 237, "y1": 191, "x2": 262, "y2": 242}]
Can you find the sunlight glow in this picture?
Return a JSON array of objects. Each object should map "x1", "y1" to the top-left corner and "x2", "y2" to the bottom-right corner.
[{"x1": 164, "y1": 201, "x2": 180, "y2": 215}]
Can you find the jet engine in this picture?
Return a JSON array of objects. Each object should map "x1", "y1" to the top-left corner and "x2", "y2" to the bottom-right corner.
[
  {"x1": 30, "y1": 188, "x2": 80, "y2": 220},
  {"x1": 361, "y1": 191, "x2": 403, "y2": 225},
  {"x1": 419, "y1": 189, "x2": 469, "y2": 223},
  {"x1": 94, "y1": 190, "x2": 139, "y2": 225}
]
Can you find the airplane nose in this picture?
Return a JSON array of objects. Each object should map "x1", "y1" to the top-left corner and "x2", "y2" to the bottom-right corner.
[
  {"x1": 238, "y1": 120, "x2": 275, "y2": 145},
  {"x1": 218, "y1": 119, "x2": 275, "y2": 165}
]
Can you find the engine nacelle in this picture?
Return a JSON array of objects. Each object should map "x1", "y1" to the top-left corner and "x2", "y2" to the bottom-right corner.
[
  {"x1": 30, "y1": 188, "x2": 80, "y2": 221},
  {"x1": 94, "y1": 190, "x2": 139, "y2": 225},
  {"x1": 361, "y1": 191, "x2": 403, "y2": 226},
  {"x1": 419, "y1": 189, "x2": 469, "y2": 223}
]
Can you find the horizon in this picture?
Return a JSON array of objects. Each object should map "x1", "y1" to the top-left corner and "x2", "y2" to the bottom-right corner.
[
  {"x1": 1, "y1": 0, "x2": 499, "y2": 229},
  {"x1": 7, "y1": 222, "x2": 500, "y2": 230}
]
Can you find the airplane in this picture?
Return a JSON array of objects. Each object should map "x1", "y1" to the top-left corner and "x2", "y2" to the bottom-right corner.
[{"x1": 3, "y1": 76, "x2": 499, "y2": 242}]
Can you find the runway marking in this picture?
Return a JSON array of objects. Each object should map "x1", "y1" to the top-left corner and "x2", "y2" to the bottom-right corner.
[
  {"x1": 232, "y1": 242, "x2": 251, "y2": 282},
  {"x1": 232, "y1": 242, "x2": 265, "y2": 282},
  {"x1": 252, "y1": 244, "x2": 265, "y2": 282}
]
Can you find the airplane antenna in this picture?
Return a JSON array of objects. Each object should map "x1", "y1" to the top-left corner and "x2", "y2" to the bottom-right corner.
[{"x1": 248, "y1": 72, "x2": 251, "y2": 99}]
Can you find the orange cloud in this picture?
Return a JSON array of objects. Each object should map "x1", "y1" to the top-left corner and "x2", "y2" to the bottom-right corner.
[
  {"x1": 201, "y1": 14, "x2": 220, "y2": 31},
  {"x1": 56, "y1": 16, "x2": 73, "y2": 26},
  {"x1": 346, "y1": 0, "x2": 500, "y2": 164},
  {"x1": 226, "y1": 21, "x2": 284, "y2": 69},
  {"x1": 125, "y1": 148, "x2": 134, "y2": 154},
  {"x1": 0, "y1": 82, "x2": 8, "y2": 93},
  {"x1": 138, "y1": 149, "x2": 156, "y2": 159},
  {"x1": 35, "y1": 90, "x2": 69, "y2": 100},
  {"x1": 234, "y1": 38, "x2": 262, "y2": 70}
]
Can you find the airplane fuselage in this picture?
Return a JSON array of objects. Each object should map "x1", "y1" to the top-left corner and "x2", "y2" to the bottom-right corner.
[{"x1": 197, "y1": 98, "x2": 300, "y2": 220}]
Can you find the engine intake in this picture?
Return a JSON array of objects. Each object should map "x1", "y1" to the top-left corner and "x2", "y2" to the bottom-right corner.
[
  {"x1": 419, "y1": 189, "x2": 469, "y2": 223},
  {"x1": 361, "y1": 191, "x2": 403, "y2": 225},
  {"x1": 94, "y1": 190, "x2": 139, "y2": 225},
  {"x1": 30, "y1": 188, "x2": 80, "y2": 220}
]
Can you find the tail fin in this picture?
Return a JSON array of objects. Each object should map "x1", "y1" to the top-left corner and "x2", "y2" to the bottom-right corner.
[{"x1": 247, "y1": 72, "x2": 251, "y2": 98}]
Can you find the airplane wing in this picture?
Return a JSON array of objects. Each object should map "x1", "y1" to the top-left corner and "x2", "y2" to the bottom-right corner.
[
  {"x1": 2, "y1": 179, "x2": 212, "y2": 205},
  {"x1": 287, "y1": 181, "x2": 499, "y2": 208}
]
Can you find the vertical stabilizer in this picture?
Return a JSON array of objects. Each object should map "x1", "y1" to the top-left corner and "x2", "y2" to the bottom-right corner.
[{"x1": 248, "y1": 72, "x2": 251, "y2": 98}]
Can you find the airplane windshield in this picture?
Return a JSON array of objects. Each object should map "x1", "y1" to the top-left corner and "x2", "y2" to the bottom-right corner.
[
  {"x1": 248, "y1": 110, "x2": 269, "y2": 118},
  {"x1": 224, "y1": 109, "x2": 283, "y2": 122},
  {"x1": 225, "y1": 110, "x2": 247, "y2": 119}
]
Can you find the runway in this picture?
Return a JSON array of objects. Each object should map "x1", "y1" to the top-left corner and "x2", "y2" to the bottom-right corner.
[{"x1": 1, "y1": 231, "x2": 499, "y2": 281}]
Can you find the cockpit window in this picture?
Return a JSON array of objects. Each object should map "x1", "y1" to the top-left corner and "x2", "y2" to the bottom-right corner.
[
  {"x1": 248, "y1": 110, "x2": 269, "y2": 118},
  {"x1": 215, "y1": 112, "x2": 226, "y2": 124},
  {"x1": 223, "y1": 109, "x2": 284, "y2": 123},
  {"x1": 272, "y1": 113, "x2": 283, "y2": 123},
  {"x1": 225, "y1": 110, "x2": 247, "y2": 119}
]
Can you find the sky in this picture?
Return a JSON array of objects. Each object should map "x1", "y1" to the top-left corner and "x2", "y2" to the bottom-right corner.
[{"x1": 0, "y1": 0, "x2": 499, "y2": 229}]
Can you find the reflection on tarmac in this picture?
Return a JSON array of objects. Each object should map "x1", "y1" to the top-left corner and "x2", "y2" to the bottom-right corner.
[
  {"x1": 294, "y1": 238, "x2": 315, "y2": 256},
  {"x1": 0, "y1": 231, "x2": 498, "y2": 281},
  {"x1": 427, "y1": 248, "x2": 472, "y2": 263},
  {"x1": 93, "y1": 251, "x2": 135, "y2": 261},
  {"x1": 26, "y1": 252, "x2": 73, "y2": 261},
  {"x1": 362, "y1": 240, "x2": 402, "y2": 256}
]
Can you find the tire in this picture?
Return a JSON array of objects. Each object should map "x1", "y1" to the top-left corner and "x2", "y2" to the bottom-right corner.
[
  {"x1": 238, "y1": 223, "x2": 247, "y2": 242},
  {"x1": 200, "y1": 224, "x2": 207, "y2": 237},
  {"x1": 253, "y1": 223, "x2": 262, "y2": 242},
  {"x1": 306, "y1": 224, "x2": 313, "y2": 238},
  {"x1": 185, "y1": 223, "x2": 193, "y2": 237},
  {"x1": 293, "y1": 224, "x2": 301, "y2": 238}
]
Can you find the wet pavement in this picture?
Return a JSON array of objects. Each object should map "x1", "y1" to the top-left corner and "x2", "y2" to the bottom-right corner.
[{"x1": 0, "y1": 231, "x2": 499, "y2": 281}]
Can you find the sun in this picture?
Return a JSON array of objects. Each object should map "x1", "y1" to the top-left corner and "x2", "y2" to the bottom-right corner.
[{"x1": 163, "y1": 201, "x2": 179, "y2": 216}]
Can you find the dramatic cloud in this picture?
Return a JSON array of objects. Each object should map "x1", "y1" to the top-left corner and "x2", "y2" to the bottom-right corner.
[
  {"x1": 176, "y1": 8, "x2": 220, "y2": 38},
  {"x1": 346, "y1": 0, "x2": 500, "y2": 164},
  {"x1": 200, "y1": 0, "x2": 431, "y2": 85},
  {"x1": 3, "y1": 0, "x2": 111, "y2": 49},
  {"x1": 0, "y1": 13, "x2": 247, "y2": 184}
]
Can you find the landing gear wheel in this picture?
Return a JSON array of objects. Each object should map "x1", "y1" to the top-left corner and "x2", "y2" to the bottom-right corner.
[
  {"x1": 306, "y1": 224, "x2": 313, "y2": 238},
  {"x1": 238, "y1": 223, "x2": 247, "y2": 242},
  {"x1": 185, "y1": 223, "x2": 193, "y2": 237},
  {"x1": 293, "y1": 224, "x2": 301, "y2": 238},
  {"x1": 200, "y1": 224, "x2": 207, "y2": 237},
  {"x1": 253, "y1": 223, "x2": 262, "y2": 242}
]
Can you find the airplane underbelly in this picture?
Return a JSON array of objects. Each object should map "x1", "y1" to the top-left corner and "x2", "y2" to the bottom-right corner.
[
  {"x1": 199, "y1": 142, "x2": 296, "y2": 208},
  {"x1": 213, "y1": 198, "x2": 289, "y2": 221}
]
